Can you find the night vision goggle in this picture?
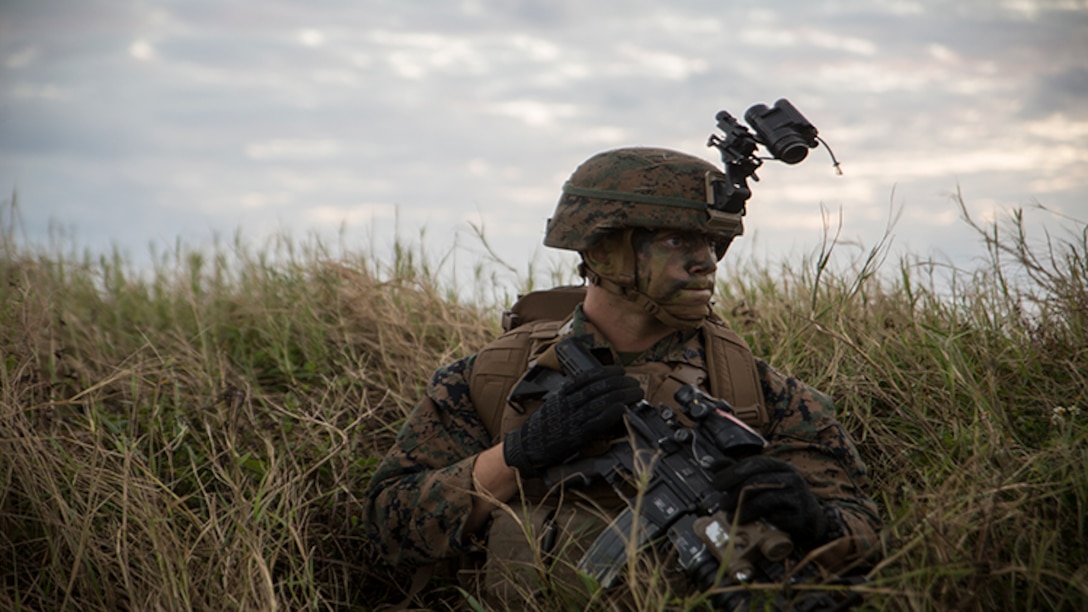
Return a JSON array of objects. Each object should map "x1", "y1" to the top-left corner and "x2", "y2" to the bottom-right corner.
[{"x1": 707, "y1": 98, "x2": 841, "y2": 216}]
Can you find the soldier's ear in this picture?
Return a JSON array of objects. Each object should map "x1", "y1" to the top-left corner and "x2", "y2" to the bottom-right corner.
[{"x1": 583, "y1": 232, "x2": 627, "y2": 277}]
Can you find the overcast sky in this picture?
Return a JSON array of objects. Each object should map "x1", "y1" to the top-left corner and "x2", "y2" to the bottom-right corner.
[{"x1": 2, "y1": 0, "x2": 1086, "y2": 292}]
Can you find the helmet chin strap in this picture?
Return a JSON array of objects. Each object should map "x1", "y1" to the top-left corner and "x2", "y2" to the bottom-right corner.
[{"x1": 581, "y1": 230, "x2": 710, "y2": 331}]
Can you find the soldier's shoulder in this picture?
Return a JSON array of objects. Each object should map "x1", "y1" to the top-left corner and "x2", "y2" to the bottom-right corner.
[
  {"x1": 426, "y1": 353, "x2": 478, "y2": 411},
  {"x1": 429, "y1": 353, "x2": 476, "y2": 384},
  {"x1": 757, "y1": 360, "x2": 836, "y2": 419}
]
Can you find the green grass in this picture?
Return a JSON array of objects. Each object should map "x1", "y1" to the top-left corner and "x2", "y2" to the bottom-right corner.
[{"x1": 1, "y1": 194, "x2": 1085, "y2": 610}]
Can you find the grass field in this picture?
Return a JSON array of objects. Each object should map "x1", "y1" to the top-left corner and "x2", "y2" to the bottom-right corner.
[{"x1": 1, "y1": 197, "x2": 1085, "y2": 610}]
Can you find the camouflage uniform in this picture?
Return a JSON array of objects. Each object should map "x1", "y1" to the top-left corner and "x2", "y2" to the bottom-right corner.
[
  {"x1": 363, "y1": 306, "x2": 882, "y2": 573},
  {"x1": 364, "y1": 351, "x2": 487, "y2": 565}
]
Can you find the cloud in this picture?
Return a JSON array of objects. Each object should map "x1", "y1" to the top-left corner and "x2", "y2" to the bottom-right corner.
[
  {"x1": 5, "y1": 46, "x2": 38, "y2": 69},
  {"x1": 1029, "y1": 67, "x2": 1088, "y2": 118},
  {"x1": 298, "y1": 29, "x2": 325, "y2": 47},
  {"x1": 370, "y1": 29, "x2": 491, "y2": 79},
  {"x1": 1026, "y1": 114, "x2": 1088, "y2": 142},
  {"x1": 307, "y1": 203, "x2": 397, "y2": 224},
  {"x1": 244, "y1": 139, "x2": 342, "y2": 161},
  {"x1": 129, "y1": 39, "x2": 157, "y2": 61},
  {"x1": 739, "y1": 26, "x2": 878, "y2": 56},
  {"x1": 614, "y1": 44, "x2": 709, "y2": 80},
  {"x1": 9, "y1": 83, "x2": 68, "y2": 100},
  {"x1": 486, "y1": 99, "x2": 579, "y2": 126},
  {"x1": 997, "y1": 0, "x2": 1088, "y2": 19}
]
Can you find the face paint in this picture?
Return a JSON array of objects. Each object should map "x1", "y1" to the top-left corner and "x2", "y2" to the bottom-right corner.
[{"x1": 634, "y1": 230, "x2": 718, "y2": 321}]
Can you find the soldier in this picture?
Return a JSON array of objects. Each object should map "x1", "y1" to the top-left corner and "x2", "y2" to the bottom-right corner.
[{"x1": 364, "y1": 147, "x2": 882, "y2": 607}]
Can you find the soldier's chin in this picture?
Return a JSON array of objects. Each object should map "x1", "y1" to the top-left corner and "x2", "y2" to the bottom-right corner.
[{"x1": 661, "y1": 301, "x2": 711, "y2": 324}]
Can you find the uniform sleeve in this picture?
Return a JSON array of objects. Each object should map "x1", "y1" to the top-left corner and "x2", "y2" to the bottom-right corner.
[
  {"x1": 363, "y1": 355, "x2": 494, "y2": 566},
  {"x1": 757, "y1": 359, "x2": 883, "y2": 570}
]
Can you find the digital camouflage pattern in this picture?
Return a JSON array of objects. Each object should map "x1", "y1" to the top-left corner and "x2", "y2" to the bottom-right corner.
[
  {"x1": 363, "y1": 306, "x2": 882, "y2": 572},
  {"x1": 543, "y1": 147, "x2": 744, "y2": 255},
  {"x1": 363, "y1": 355, "x2": 491, "y2": 564},
  {"x1": 751, "y1": 360, "x2": 882, "y2": 567}
]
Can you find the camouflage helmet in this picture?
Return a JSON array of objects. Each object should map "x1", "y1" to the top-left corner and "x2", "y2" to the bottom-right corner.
[{"x1": 543, "y1": 147, "x2": 743, "y2": 256}]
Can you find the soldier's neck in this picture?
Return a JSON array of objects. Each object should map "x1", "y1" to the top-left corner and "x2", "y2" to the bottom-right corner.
[{"x1": 582, "y1": 284, "x2": 674, "y2": 353}]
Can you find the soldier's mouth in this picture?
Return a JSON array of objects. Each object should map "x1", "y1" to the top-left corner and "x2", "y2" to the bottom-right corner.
[{"x1": 668, "y1": 286, "x2": 714, "y2": 304}]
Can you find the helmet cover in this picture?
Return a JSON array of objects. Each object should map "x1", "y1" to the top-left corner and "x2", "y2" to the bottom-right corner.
[{"x1": 543, "y1": 147, "x2": 743, "y2": 255}]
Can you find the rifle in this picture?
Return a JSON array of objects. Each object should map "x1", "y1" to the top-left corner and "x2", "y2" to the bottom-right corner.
[{"x1": 542, "y1": 336, "x2": 847, "y2": 610}]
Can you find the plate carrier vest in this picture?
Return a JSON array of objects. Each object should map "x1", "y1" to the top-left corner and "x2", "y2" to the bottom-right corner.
[{"x1": 468, "y1": 285, "x2": 769, "y2": 441}]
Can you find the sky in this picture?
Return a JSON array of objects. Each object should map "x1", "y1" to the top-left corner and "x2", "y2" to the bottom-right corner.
[{"x1": 2, "y1": 0, "x2": 1086, "y2": 294}]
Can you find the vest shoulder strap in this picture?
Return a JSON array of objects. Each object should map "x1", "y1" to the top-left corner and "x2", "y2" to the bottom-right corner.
[
  {"x1": 701, "y1": 321, "x2": 769, "y2": 431},
  {"x1": 470, "y1": 319, "x2": 565, "y2": 440},
  {"x1": 501, "y1": 285, "x2": 586, "y2": 332}
]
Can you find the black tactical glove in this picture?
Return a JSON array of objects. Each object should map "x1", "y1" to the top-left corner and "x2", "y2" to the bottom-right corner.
[
  {"x1": 503, "y1": 365, "x2": 643, "y2": 476},
  {"x1": 713, "y1": 455, "x2": 833, "y2": 549}
]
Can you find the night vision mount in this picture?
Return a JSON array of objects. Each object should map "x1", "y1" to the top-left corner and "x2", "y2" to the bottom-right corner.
[{"x1": 707, "y1": 98, "x2": 840, "y2": 215}]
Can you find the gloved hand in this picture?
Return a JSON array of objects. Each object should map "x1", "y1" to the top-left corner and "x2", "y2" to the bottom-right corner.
[
  {"x1": 503, "y1": 365, "x2": 643, "y2": 476},
  {"x1": 712, "y1": 455, "x2": 831, "y2": 549}
]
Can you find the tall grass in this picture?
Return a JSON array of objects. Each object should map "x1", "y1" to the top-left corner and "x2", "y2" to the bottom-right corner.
[
  {"x1": 1, "y1": 193, "x2": 1085, "y2": 610},
  {"x1": 716, "y1": 198, "x2": 1087, "y2": 610},
  {"x1": 0, "y1": 199, "x2": 497, "y2": 610}
]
